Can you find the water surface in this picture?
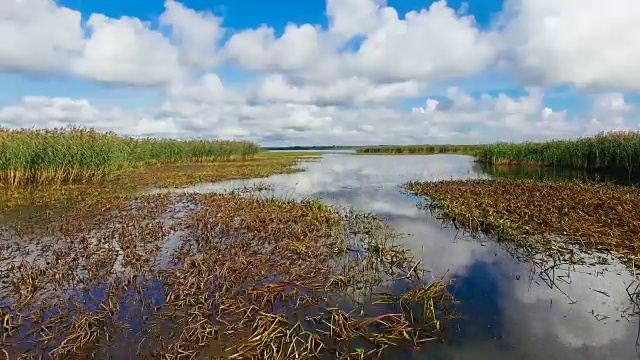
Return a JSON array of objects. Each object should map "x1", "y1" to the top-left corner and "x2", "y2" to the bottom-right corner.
[{"x1": 166, "y1": 153, "x2": 640, "y2": 360}]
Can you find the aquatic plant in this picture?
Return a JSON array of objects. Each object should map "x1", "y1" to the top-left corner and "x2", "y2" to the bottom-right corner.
[
  {"x1": 474, "y1": 161, "x2": 640, "y2": 187},
  {"x1": 0, "y1": 191, "x2": 455, "y2": 358},
  {"x1": 355, "y1": 144, "x2": 480, "y2": 155},
  {"x1": 475, "y1": 131, "x2": 640, "y2": 172},
  {"x1": 0, "y1": 127, "x2": 261, "y2": 186},
  {"x1": 404, "y1": 179, "x2": 640, "y2": 264}
]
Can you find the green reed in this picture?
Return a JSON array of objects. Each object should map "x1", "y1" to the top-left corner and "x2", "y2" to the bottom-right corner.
[
  {"x1": 0, "y1": 127, "x2": 261, "y2": 186},
  {"x1": 355, "y1": 144, "x2": 480, "y2": 155},
  {"x1": 475, "y1": 131, "x2": 640, "y2": 171}
]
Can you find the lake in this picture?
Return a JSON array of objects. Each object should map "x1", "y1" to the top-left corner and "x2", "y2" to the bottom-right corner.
[{"x1": 158, "y1": 153, "x2": 640, "y2": 359}]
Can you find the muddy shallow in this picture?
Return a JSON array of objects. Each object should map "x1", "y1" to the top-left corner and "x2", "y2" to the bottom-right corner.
[{"x1": 156, "y1": 153, "x2": 640, "y2": 360}]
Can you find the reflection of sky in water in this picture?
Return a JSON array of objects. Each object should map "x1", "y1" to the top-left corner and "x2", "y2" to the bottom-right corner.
[{"x1": 161, "y1": 153, "x2": 639, "y2": 359}]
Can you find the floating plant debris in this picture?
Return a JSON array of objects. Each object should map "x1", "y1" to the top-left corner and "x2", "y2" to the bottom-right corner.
[
  {"x1": 404, "y1": 179, "x2": 640, "y2": 264},
  {"x1": 0, "y1": 191, "x2": 455, "y2": 359}
]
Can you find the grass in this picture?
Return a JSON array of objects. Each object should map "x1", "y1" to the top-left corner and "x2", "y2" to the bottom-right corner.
[
  {"x1": 475, "y1": 131, "x2": 640, "y2": 171},
  {"x1": 355, "y1": 144, "x2": 480, "y2": 155},
  {"x1": 0, "y1": 127, "x2": 261, "y2": 187},
  {"x1": 404, "y1": 179, "x2": 640, "y2": 264}
]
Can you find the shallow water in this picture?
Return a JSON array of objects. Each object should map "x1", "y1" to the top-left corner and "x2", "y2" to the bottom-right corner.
[{"x1": 162, "y1": 153, "x2": 640, "y2": 360}]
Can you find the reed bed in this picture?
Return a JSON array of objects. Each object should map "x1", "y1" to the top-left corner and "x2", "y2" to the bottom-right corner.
[
  {"x1": 0, "y1": 191, "x2": 455, "y2": 358},
  {"x1": 0, "y1": 127, "x2": 261, "y2": 187},
  {"x1": 475, "y1": 131, "x2": 640, "y2": 171},
  {"x1": 404, "y1": 179, "x2": 640, "y2": 264},
  {"x1": 355, "y1": 145, "x2": 479, "y2": 155}
]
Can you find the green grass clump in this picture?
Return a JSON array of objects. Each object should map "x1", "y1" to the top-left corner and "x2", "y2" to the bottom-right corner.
[
  {"x1": 355, "y1": 144, "x2": 480, "y2": 155},
  {"x1": 476, "y1": 131, "x2": 640, "y2": 171},
  {"x1": 0, "y1": 127, "x2": 261, "y2": 186}
]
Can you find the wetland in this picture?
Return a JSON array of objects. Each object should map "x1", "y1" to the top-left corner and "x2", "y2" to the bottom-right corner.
[{"x1": 2, "y1": 129, "x2": 640, "y2": 359}]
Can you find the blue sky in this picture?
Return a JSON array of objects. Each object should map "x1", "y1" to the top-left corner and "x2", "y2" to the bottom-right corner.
[
  {"x1": 0, "y1": 0, "x2": 637, "y2": 145},
  {"x1": 59, "y1": 0, "x2": 503, "y2": 30}
]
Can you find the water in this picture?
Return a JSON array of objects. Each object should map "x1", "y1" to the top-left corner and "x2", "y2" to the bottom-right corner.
[{"x1": 163, "y1": 153, "x2": 640, "y2": 359}]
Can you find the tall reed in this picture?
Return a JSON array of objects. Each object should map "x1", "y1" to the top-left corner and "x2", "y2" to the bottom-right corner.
[
  {"x1": 476, "y1": 131, "x2": 640, "y2": 171},
  {"x1": 0, "y1": 127, "x2": 261, "y2": 186},
  {"x1": 355, "y1": 144, "x2": 480, "y2": 155}
]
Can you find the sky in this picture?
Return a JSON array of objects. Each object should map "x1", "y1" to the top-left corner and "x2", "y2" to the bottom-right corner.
[{"x1": 0, "y1": 0, "x2": 639, "y2": 146}]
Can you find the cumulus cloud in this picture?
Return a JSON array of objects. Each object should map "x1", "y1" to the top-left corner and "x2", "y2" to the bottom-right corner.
[
  {"x1": 500, "y1": 0, "x2": 640, "y2": 90},
  {"x1": 584, "y1": 93, "x2": 635, "y2": 133},
  {"x1": 1, "y1": 0, "x2": 640, "y2": 143},
  {"x1": 72, "y1": 14, "x2": 183, "y2": 86},
  {"x1": 3, "y1": 86, "x2": 637, "y2": 145},
  {"x1": 160, "y1": 0, "x2": 224, "y2": 68},
  {"x1": 410, "y1": 87, "x2": 580, "y2": 140},
  {"x1": 166, "y1": 73, "x2": 243, "y2": 105},
  {"x1": 0, "y1": 96, "x2": 183, "y2": 137},
  {"x1": 340, "y1": 1, "x2": 496, "y2": 83},
  {"x1": 225, "y1": 24, "x2": 329, "y2": 75},
  {"x1": 0, "y1": 0, "x2": 220, "y2": 85},
  {"x1": 0, "y1": 0, "x2": 84, "y2": 72},
  {"x1": 255, "y1": 74, "x2": 422, "y2": 106},
  {"x1": 225, "y1": 0, "x2": 495, "y2": 85}
]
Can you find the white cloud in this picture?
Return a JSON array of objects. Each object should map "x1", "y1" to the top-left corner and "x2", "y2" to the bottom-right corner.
[
  {"x1": 160, "y1": 0, "x2": 224, "y2": 68},
  {"x1": 1, "y1": 0, "x2": 640, "y2": 144},
  {"x1": 225, "y1": 0, "x2": 495, "y2": 85},
  {"x1": 255, "y1": 73, "x2": 422, "y2": 106},
  {"x1": 412, "y1": 87, "x2": 580, "y2": 140},
  {"x1": 326, "y1": 0, "x2": 384, "y2": 43},
  {"x1": 225, "y1": 23, "x2": 333, "y2": 79},
  {"x1": 500, "y1": 0, "x2": 640, "y2": 90},
  {"x1": 4, "y1": 87, "x2": 638, "y2": 146},
  {"x1": 166, "y1": 73, "x2": 242, "y2": 105},
  {"x1": 72, "y1": 14, "x2": 183, "y2": 86},
  {"x1": 340, "y1": 1, "x2": 496, "y2": 83},
  {"x1": 0, "y1": 0, "x2": 84, "y2": 72},
  {"x1": 0, "y1": 96, "x2": 182, "y2": 137},
  {"x1": 585, "y1": 93, "x2": 635, "y2": 133}
]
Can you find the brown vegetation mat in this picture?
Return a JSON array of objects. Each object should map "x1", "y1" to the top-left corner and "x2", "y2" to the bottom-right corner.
[
  {"x1": 404, "y1": 179, "x2": 640, "y2": 264},
  {"x1": 0, "y1": 192, "x2": 454, "y2": 359}
]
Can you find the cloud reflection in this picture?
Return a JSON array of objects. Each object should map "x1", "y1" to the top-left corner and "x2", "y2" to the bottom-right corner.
[{"x1": 165, "y1": 153, "x2": 638, "y2": 358}]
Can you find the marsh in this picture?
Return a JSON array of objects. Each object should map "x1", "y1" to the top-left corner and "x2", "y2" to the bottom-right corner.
[
  {"x1": 159, "y1": 152, "x2": 640, "y2": 360},
  {"x1": 2, "y1": 151, "x2": 640, "y2": 359}
]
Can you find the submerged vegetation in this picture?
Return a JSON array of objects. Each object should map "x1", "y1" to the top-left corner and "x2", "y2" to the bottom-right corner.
[
  {"x1": 0, "y1": 192, "x2": 455, "y2": 358},
  {"x1": 0, "y1": 127, "x2": 261, "y2": 187},
  {"x1": 355, "y1": 144, "x2": 479, "y2": 155},
  {"x1": 404, "y1": 179, "x2": 640, "y2": 264}
]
